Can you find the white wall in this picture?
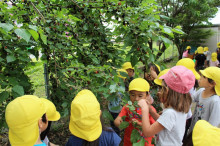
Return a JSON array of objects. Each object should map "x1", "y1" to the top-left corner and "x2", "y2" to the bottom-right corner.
[{"x1": 200, "y1": 26, "x2": 220, "y2": 53}]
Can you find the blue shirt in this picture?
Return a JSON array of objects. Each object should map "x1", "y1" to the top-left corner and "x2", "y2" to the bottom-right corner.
[
  {"x1": 65, "y1": 129, "x2": 121, "y2": 146},
  {"x1": 34, "y1": 141, "x2": 47, "y2": 146}
]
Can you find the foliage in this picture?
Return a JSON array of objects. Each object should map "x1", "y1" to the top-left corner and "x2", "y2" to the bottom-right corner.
[
  {"x1": 156, "y1": 0, "x2": 220, "y2": 58},
  {"x1": 0, "y1": 1, "x2": 183, "y2": 142}
]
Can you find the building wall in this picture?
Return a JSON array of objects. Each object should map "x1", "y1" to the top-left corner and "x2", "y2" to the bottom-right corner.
[{"x1": 200, "y1": 26, "x2": 220, "y2": 53}]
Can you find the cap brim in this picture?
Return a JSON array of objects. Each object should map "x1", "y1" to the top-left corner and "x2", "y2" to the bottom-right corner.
[
  {"x1": 191, "y1": 69, "x2": 200, "y2": 80},
  {"x1": 48, "y1": 111, "x2": 60, "y2": 121},
  {"x1": 154, "y1": 79, "x2": 162, "y2": 86},
  {"x1": 200, "y1": 70, "x2": 220, "y2": 96},
  {"x1": 9, "y1": 122, "x2": 39, "y2": 146},
  {"x1": 69, "y1": 118, "x2": 102, "y2": 142}
]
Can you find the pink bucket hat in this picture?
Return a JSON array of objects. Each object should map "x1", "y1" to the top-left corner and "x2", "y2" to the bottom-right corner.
[{"x1": 159, "y1": 66, "x2": 195, "y2": 94}]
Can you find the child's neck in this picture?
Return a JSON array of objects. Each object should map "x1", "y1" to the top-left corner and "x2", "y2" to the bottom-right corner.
[
  {"x1": 202, "y1": 87, "x2": 216, "y2": 98},
  {"x1": 35, "y1": 136, "x2": 43, "y2": 145}
]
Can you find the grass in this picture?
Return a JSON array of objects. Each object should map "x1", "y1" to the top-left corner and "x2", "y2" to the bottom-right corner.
[{"x1": 25, "y1": 60, "x2": 46, "y2": 98}]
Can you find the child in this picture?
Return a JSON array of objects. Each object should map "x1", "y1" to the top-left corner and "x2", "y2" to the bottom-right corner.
[
  {"x1": 182, "y1": 46, "x2": 191, "y2": 58},
  {"x1": 144, "y1": 63, "x2": 160, "y2": 81},
  {"x1": 192, "y1": 120, "x2": 220, "y2": 146},
  {"x1": 188, "y1": 67, "x2": 220, "y2": 134},
  {"x1": 114, "y1": 78, "x2": 156, "y2": 146},
  {"x1": 209, "y1": 52, "x2": 219, "y2": 67},
  {"x1": 195, "y1": 47, "x2": 206, "y2": 71},
  {"x1": 176, "y1": 58, "x2": 201, "y2": 141},
  {"x1": 122, "y1": 62, "x2": 135, "y2": 91},
  {"x1": 5, "y1": 95, "x2": 47, "y2": 146},
  {"x1": 40, "y1": 98, "x2": 60, "y2": 146},
  {"x1": 204, "y1": 47, "x2": 211, "y2": 67},
  {"x1": 138, "y1": 66, "x2": 195, "y2": 146},
  {"x1": 66, "y1": 89, "x2": 121, "y2": 146},
  {"x1": 154, "y1": 69, "x2": 170, "y2": 110}
]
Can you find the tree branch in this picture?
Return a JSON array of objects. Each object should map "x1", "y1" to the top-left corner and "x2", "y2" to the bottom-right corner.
[{"x1": 30, "y1": 2, "x2": 45, "y2": 23}]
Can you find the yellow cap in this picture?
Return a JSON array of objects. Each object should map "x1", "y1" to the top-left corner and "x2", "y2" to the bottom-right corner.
[
  {"x1": 117, "y1": 69, "x2": 127, "y2": 79},
  {"x1": 204, "y1": 47, "x2": 209, "y2": 52},
  {"x1": 186, "y1": 46, "x2": 191, "y2": 50},
  {"x1": 154, "y1": 63, "x2": 161, "y2": 72},
  {"x1": 5, "y1": 95, "x2": 46, "y2": 146},
  {"x1": 193, "y1": 120, "x2": 220, "y2": 146},
  {"x1": 154, "y1": 69, "x2": 170, "y2": 86},
  {"x1": 176, "y1": 58, "x2": 200, "y2": 80},
  {"x1": 200, "y1": 67, "x2": 220, "y2": 96},
  {"x1": 122, "y1": 62, "x2": 134, "y2": 70},
  {"x1": 217, "y1": 42, "x2": 220, "y2": 48},
  {"x1": 129, "y1": 78, "x2": 150, "y2": 92},
  {"x1": 211, "y1": 52, "x2": 217, "y2": 62},
  {"x1": 197, "y1": 47, "x2": 204, "y2": 54},
  {"x1": 40, "y1": 98, "x2": 60, "y2": 121},
  {"x1": 69, "y1": 89, "x2": 102, "y2": 141}
]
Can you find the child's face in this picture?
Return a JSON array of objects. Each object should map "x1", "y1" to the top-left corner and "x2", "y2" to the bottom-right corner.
[
  {"x1": 129, "y1": 90, "x2": 149, "y2": 103},
  {"x1": 126, "y1": 69, "x2": 134, "y2": 77},
  {"x1": 198, "y1": 75, "x2": 214, "y2": 88}
]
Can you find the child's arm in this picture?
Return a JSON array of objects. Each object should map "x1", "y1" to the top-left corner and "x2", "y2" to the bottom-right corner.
[
  {"x1": 138, "y1": 99, "x2": 164, "y2": 137},
  {"x1": 114, "y1": 116, "x2": 123, "y2": 127},
  {"x1": 149, "y1": 106, "x2": 160, "y2": 121}
]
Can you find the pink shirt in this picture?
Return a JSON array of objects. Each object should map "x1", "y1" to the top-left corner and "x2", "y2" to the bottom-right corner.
[{"x1": 209, "y1": 60, "x2": 219, "y2": 67}]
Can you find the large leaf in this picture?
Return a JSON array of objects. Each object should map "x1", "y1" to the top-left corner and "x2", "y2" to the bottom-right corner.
[
  {"x1": 131, "y1": 129, "x2": 142, "y2": 143},
  {"x1": 29, "y1": 25, "x2": 38, "y2": 31},
  {"x1": 12, "y1": 85, "x2": 24, "y2": 96},
  {"x1": 133, "y1": 137, "x2": 146, "y2": 146},
  {"x1": 6, "y1": 55, "x2": 16, "y2": 63},
  {"x1": 14, "y1": 29, "x2": 31, "y2": 42},
  {"x1": 40, "y1": 32, "x2": 47, "y2": 45},
  {"x1": 0, "y1": 91, "x2": 9, "y2": 103},
  {"x1": 119, "y1": 121, "x2": 129, "y2": 129},
  {"x1": 102, "y1": 110, "x2": 114, "y2": 121},
  {"x1": 28, "y1": 29, "x2": 39, "y2": 41},
  {"x1": 0, "y1": 23, "x2": 14, "y2": 32}
]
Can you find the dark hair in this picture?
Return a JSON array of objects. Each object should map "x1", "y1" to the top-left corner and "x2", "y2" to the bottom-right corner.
[
  {"x1": 149, "y1": 63, "x2": 160, "y2": 75},
  {"x1": 42, "y1": 114, "x2": 47, "y2": 123},
  {"x1": 40, "y1": 121, "x2": 52, "y2": 140}
]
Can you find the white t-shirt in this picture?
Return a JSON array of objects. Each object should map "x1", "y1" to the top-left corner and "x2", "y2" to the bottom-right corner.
[
  {"x1": 204, "y1": 51, "x2": 211, "y2": 60},
  {"x1": 157, "y1": 108, "x2": 187, "y2": 146},
  {"x1": 188, "y1": 88, "x2": 220, "y2": 134}
]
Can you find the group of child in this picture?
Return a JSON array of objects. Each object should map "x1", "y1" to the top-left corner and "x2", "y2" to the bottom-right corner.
[
  {"x1": 5, "y1": 48, "x2": 220, "y2": 146},
  {"x1": 183, "y1": 43, "x2": 220, "y2": 71}
]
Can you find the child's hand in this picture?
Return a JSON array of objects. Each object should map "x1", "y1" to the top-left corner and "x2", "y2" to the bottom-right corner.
[
  {"x1": 138, "y1": 99, "x2": 149, "y2": 111},
  {"x1": 150, "y1": 68, "x2": 158, "y2": 79},
  {"x1": 131, "y1": 118, "x2": 142, "y2": 126}
]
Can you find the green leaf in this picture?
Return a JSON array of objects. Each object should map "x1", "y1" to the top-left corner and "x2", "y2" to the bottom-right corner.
[
  {"x1": 161, "y1": 37, "x2": 172, "y2": 48},
  {"x1": 102, "y1": 110, "x2": 114, "y2": 121},
  {"x1": 0, "y1": 23, "x2": 14, "y2": 32},
  {"x1": 172, "y1": 28, "x2": 185, "y2": 34},
  {"x1": 12, "y1": 85, "x2": 24, "y2": 96},
  {"x1": 14, "y1": 29, "x2": 31, "y2": 43},
  {"x1": 133, "y1": 137, "x2": 146, "y2": 146},
  {"x1": 28, "y1": 29, "x2": 39, "y2": 41},
  {"x1": 119, "y1": 121, "x2": 129, "y2": 129},
  {"x1": 131, "y1": 129, "x2": 142, "y2": 143},
  {"x1": 0, "y1": 91, "x2": 9, "y2": 103},
  {"x1": 6, "y1": 55, "x2": 16, "y2": 63},
  {"x1": 109, "y1": 84, "x2": 117, "y2": 93},
  {"x1": 40, "y1": 32, "x2": 47, "y2": 45},
  {"x1": 149, "y1": 53, "x2": 155, "y2": 62},
  {"x1": 29, "y1": 25, "x2": 38, "y2": 31},
  {"x1": 131, "y1": 55, "x2": 139, "y2": 67}
]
